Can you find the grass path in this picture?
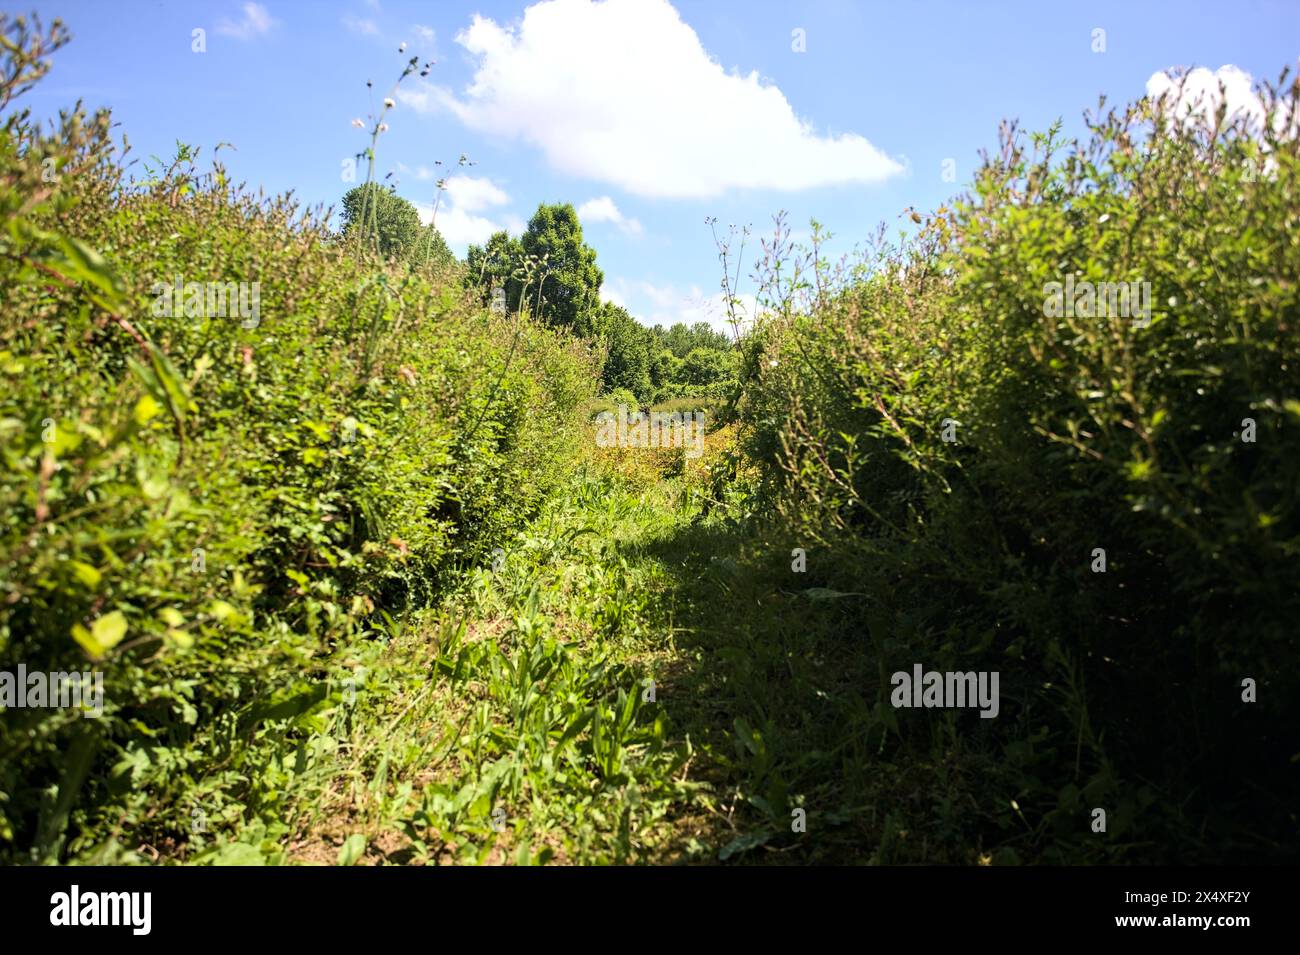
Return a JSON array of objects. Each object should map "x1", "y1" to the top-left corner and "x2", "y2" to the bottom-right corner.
[
  {"x1": 281, "y1": 462, "x2": 716, "y2": 863},
  {"x1": 276, "y1": 447, "x2": 984, "y2": 865}
]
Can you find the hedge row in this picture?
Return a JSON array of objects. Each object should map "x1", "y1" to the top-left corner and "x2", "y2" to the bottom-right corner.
[
  {"x1": 733, "y1": 78, "x2": 1300, "y2": 861},
  {"x1": 0, "y1": 31, "x2": 596, "y2": 862}
]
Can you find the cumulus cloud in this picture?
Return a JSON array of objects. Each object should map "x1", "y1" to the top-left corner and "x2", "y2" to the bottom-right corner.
[
  {"x1": 577, "y1": 196, "x2": 643, "y2": 236},
  {"x1": 419, "y1": 205, "x2": 503, "y2": 250},
  {"x1": 414, "y1": 176, "x2": 515, "y2": 252},
  {"x1": 400, "y1": 0, "x2": 903, "y2": 198},
  {"x1": 1146, "y1": 65, "x2": 1264, "y2": 128},
  {"x1": 217, "y1": 2, "x2": 274, "y2": 40},
  {"x1": 1145, "y1": 64, "x2": 1296, "y2": 139},
  {"x1": 443, "y1": 175, "x2": 510, "y2": 213}
]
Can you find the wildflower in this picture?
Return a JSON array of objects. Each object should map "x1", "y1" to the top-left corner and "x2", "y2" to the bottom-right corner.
[
  {"x1": 399, "y1": 42, "x2": 407, "y2": 52},
  {"x1": 351, "y1": 118, "x2": 364, "y2": 128},
  {"x1": 383, "y1": 97, "x2": 395, "y2": 108},
  {"x1": 378, "y1": 123, "x2": 389, "y2": 133}
]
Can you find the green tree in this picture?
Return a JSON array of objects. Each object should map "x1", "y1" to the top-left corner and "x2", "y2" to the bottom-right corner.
[
  {"x1": 466, "y1": 230, "x2": 526, "y2": 310},
  {"x1": 654, "y1": 321, "x2": 732, "y2": 358},
  {"x1": 651, "y1": 348, "x2": 682, "y2": 390},
  {"x1": 520, "y1": 203, "x2": 603, "y2": 330},
  {"x1": 680, "y1": 346, "x2": 730, "y2": 387},
  {"x1": 341, "y1": 183, "x2": 423, "y2": 259},
  {"x1": 590, "y1": 301, "x2": 653, "y2": 401}
]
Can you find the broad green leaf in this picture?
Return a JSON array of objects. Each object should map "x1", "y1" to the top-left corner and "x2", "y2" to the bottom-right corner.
[
  {"x1": 207, "y1": 600, "x2": 240, "y2": 624},
  {"x1": 205, "y1": 842, "x2": 267, "y2": 866},
  {"x1": 30, "y1": 231, "x2": 129, "y2": 313},
  {"x1": 165, "y1": 629, "x2": 194, "y2": 649},
  {"x1": 133, "y1": 394, "x2": 162, "y2": 425},
  {"x1": 718, "y1": 829, "x2": 773, "y2": 861},
  {"x1": 92, "y1": 610, "x2": 128, "y2": 650},
  {"x1": 73, "y1": 610, "x2": 127, "y2": 659},
  {"x1": 338, "y1": 833, "x2": 366, "y2": 866},
  {"x1": 69, "y1": 561, "x2": 102, "y2": 589}
]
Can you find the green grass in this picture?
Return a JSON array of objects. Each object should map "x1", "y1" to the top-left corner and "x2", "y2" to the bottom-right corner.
[
  {"x1": 216, "y1": 439, "x2": 1046, "y2": 866},
  {"x1": 253, "y1": 464, "x2": 703, "y2": 864}
]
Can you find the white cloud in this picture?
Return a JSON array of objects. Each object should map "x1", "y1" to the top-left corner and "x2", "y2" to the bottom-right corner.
[
  {"x1": 413, "y1": 176, "x2": 515, "y2": 253},
  {"x1": 1146, "y1": 65, "x2": 1266, "y2": 130},
  {"x1": 443, "y1": 175, "x2": 510, "y2": 213},
  {"x1": 419, "y1": 204, "x2": 503, "y2": 250},
  {"x1": 217, "y1": 2, "x2": 274, "y2": 40},
  {"x1": 1145, "y1": 64, "x2": 1298, "y2": 143},
  {"x1": 414, "y1": 24, "x2": 436, "y2": 43},
  {"x1": 577, "y1": 196, "x2": 643, "y2": 236},
  {"x1": 599, "y1": 284, "x2": 627, "y2": 309},
  {"x1": 634, "y1": 279, "x2": 678, "y2": 310},
  {"x1": 343, "y1": 16, "x2": 380, "y2": 36},
  {"x1": 403, "y1": 0, "x2": 903, "y2": 198},
  {"x1": 396, "y1": 86, "x2": 438, "y2": 112},
  {"x1": 671, "y1": 288, "x2": 756, "y2": 336}
]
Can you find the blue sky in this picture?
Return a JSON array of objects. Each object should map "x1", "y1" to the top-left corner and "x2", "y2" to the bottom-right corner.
[{"x1": 20, "y1": 0, "x2": 1300, "y2": 331}]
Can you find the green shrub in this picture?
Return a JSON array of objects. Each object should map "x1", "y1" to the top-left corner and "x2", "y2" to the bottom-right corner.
[
  {"x1": 0, "y1": 17, "x2": 596, "y2": 863},
  {"x1": 588, "y1": 388, "x2": 641, "y2": 417},
  {"x1": 732, "y1": 75, "x2": 1300, "y2": 861}
]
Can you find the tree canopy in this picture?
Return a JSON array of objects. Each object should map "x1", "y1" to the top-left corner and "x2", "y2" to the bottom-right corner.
[
  {"x1": 464, "y1": 202, "x2": 735, "y2": 404},
  {"x1": 468, "y1": 203, "x2": 604, "y2": 330},
  {"x1": 588, "y1": 301, "x2": 654, "y2": 400},
  {"x1": 521, "y1": 203, "x2": 603, "y2": 330},
  {"x1": 466, "y1": 230, "x2": 526, "y2": 311}
]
